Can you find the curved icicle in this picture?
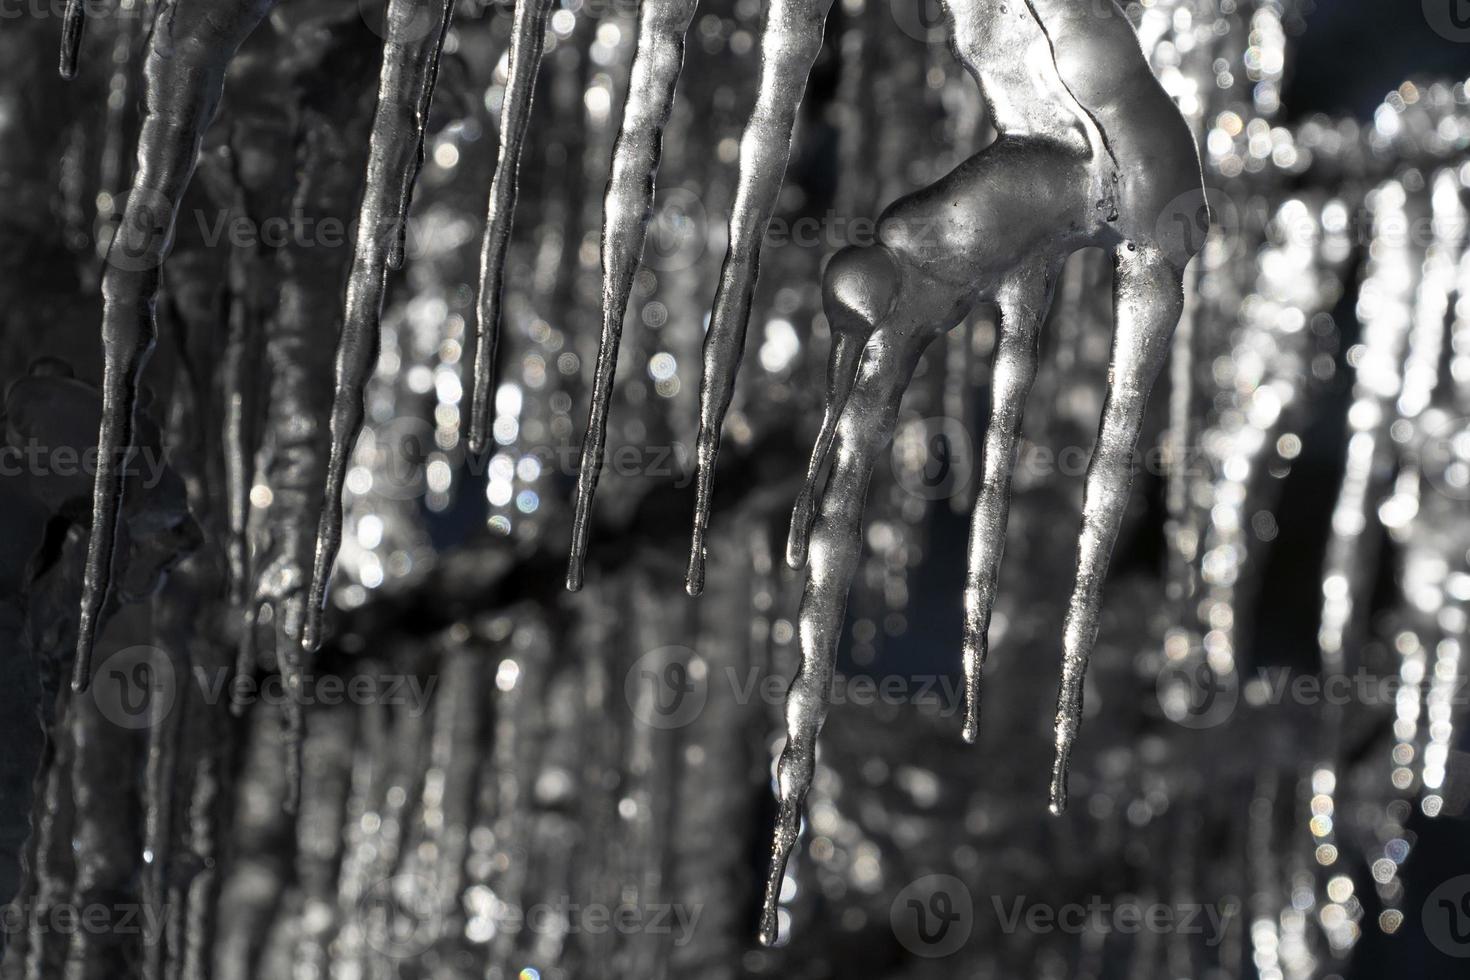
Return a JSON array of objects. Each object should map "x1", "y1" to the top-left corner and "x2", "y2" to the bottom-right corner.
[
  {"x1": 73, "y1": 0, "x2": 278, "y2": 692},
  {"x1": 566, "y1": 0, "x2": 700, "y2": 591},
  {"x1": 1049, "y1": 244, "x2": 1184, "y2": 813},
  {"x1": 466, "y1": 0, "x2": 555, "y2": 455},
  {"x1": 960, "y1": 270, "x2": 1055, "y2": 743},
  {"x1": 685, "y1": 0, "x2": 835, "y2": 595},
  {"x1": 785, "y1": 244, "x2": 898, "y2": 570},
  {"x1": 761, "y1": 327, "x2": 931, "y2": 946},
  {"x1": 302, "y1": 0, "x2": 456, "y2": 654}
]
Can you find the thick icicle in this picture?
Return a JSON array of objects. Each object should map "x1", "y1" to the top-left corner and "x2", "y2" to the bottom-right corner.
[
  {"x1": 762, "y1": 326, "x2": 933, "y2": 946},
  {"x1": 73, "y1": 0, "x2": 278, "y2": 691},
  {"x1": 466, "y1": 0, "x2": 555, "y2": 455},
  {"x1": 566, "y1": 0, "x2": 700, "y2": 591},
  {"x1": 685, "y1": 0, "x2": 835, "y2": 596},
  {"x1": 302, "y1": 0, "x2": 456, "y2": 654}
]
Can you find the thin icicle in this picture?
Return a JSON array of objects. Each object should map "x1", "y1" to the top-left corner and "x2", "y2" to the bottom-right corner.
[
  {"x1": 1050, "y1": 245, "x2": 1184, "y2": 814},
  {"x1": 466, "y1": 0, "x2": 556, "y2": 454},
  {"x1": 58, "y1": 0, "x2": 87, "y2": 79},
  {"x1": 143, "y1": 642, "x2": 183, "y2": 980},
  {"x1": 74, "y1": 0, "x2": 278, "y2": 692},
  {"x1": 221, "y1": 227, "x2": 258, "y2": 608},
  {"x1": 1163, "y1": 259, "x2": 1200, "y2": 606},
  {"x1": 566, "y1": 0, "x2": 700, "y2": 591},
  {"x1": 302, "y1": 0, "x2": 456, "y2": 655},
  {"x1": 960, "y1": 270, "x2": 1055, "y2": 743},
  {"x1": 685, "y1": 0, "x2": 835, "y2": 595}
]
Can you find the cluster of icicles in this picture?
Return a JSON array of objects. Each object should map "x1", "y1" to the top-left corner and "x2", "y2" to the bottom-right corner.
[
  {"x1": 30, "y1": 0, "x2": 1470, "y2": 974},
  {"x1": 60, "y1": 0, "x2": 1208, "y2": 947}
]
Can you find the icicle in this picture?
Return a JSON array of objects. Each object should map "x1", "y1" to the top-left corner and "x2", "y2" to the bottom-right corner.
[
  {"x1": 388, "y1": 17, "x2": 452, "y2": 274},
  {"x1": 685, "y1": 0, "x2": 835, "y2": 596},
  {"x1": 66, "y1": 679, "x2": 144, "y2": 975},
  {"x1": 291, "y1": 706, "x2": 355, "y2": 979},
  {"x1": 761, "y1": 323, "x2": 932, "y2": 946},
  {"x1": 221, "y1": 222, "x2": 258, "y2": 609},
  {"x1": 142, "y1": 641, "x2": 183, "y2": 980},
  {"x1": 212, "y1": 698, "x2": 296, "y2": 980},
  {"x1": 302, "y1": 0, "x2": 456, "y2": 654},
  {"x1": 58, "y1": 0, "x2": 87, "y2": 79},
  {"x1": 73, "y1": 0, "x2": 278, "y2": 692},
  {"x1": 1050, "y1": 245, "x2": 1184, "y2": 814},
  {"x1": 466, "y1": 0, "x2": 556, "y2": 455},
  {"x1": 1162, "y1": 259, "x2": 1200, "y2": 606},
  {"x1": 566, "y1": 0, "x2": 700, "y2": 590},
  {"x1": 763, "y1": 1, "x2": 1209, "y2": 935},
  {"x1": 960, "y1": 270, "x2": 1055, "y2": 744},
  {"x1": 25, "y1": 699, "x2": 76, "y2": 980}
]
